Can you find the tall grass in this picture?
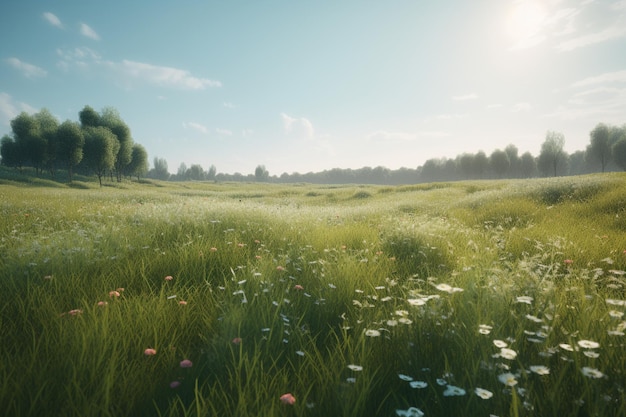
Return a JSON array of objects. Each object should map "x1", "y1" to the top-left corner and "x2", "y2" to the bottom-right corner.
[{"x1": 1, "y1": 174, "x2": 625, "y2": 416}]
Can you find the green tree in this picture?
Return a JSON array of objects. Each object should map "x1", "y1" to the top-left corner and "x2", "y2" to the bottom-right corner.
[
  {"x1": 504, "y1": 144, "x2": 520, "y2": 177},
  {"x1": 1, "y1": 135, "x2": 23, "y2": 169},
  {"x1": 127, "y1": 144, "x2": 149, "y2": 181},
  {"x1": 490, "y1": 149, "x2": 510, "y2": 178},
  {"x1": 56, "y1": 120, "x2": 84, "y2": 181},
  {"x1": 101, "y1": 107, "x2": 133, "y2": 182},
  {"x1": 83, "y1": 126, "x2": 119, "y2": 186},
  {"x1": 207, "y1": 164, "x2": 217, "y2": 181},
  {"x1": 255, "y1": 164, "x2": 269, "y2": 182},
  {"x1": 538, "y1": 131, "x2": 567, "y2": 177},
  {"x1": 613, "y1": 138, "x2": 626, "y2": 171},
  {"x1": 33, "y1": 109, "x2": 60, "y2": 176},
  {"x1": 586, "y1": 123, "x2": 611, "y2": 172},
  {"x1": 79, "y1": 105, "x2": 101, "y2": 128},
  {"x1": 11, "y1": 112, "x2": 47, "y2": 175},
  {"x1": 519, "y1": 151, "x2": 537, "y2": 178},
  {"x1": 152, "y1": 157, "x2": 170, "y2": 180},
  {"x1": 188, "y1": 164, "x2": 205, "y2": 181}
]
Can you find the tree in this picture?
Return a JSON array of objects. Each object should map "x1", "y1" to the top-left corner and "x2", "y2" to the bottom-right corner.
[
  {"x1": 101, "y1": 107, "x2": 133, "y2": 182},
  {"x1": 504, "y1": 144, "x2": 520, "y2": 177},
  {"x1": 490, "y1": 149, "x2": 510, "y2": 178},
  {"x1": 152, "y1": 157, "x2": 170, "y2": 180},
  {"x1": 613, "y1": 138, "x2": 626, "y2": 171},
  {"x1": 1, "y1": 135, "x2": 23, "y2": 169},
  {"x1": 176, "y1": 163, "x2": 189, "y2": 180},
  {"x1": 11, "y1": 112, "x2": 47, "y2": 175},
  {"x1": 255, "y1": 164, "x2": 269, "y2": 182},
  {"x1": 207, "y1": 164, "x2": 217, "y2": 181},
  {"x1": 56, "y1": 120, "x2": 84, "y2": 181},
  {"x1": 127, "y1": 144, "x2": 149, "y2": 181},
  {"x1": 83, "y1": 126, "x2": 119, "y2": 186},
  {"x1": 188, "y1": 164, "x2": 205, "y2": 181},
  {"x1": 79, "y1": 105, "x2": 101, "y2": 128},
  {"x1": 34, "y1": 109, "x2": 60, "y2": 176},
  {"x1": 586, "y1": 123, "x2": 611, "y2": 172},
  {"x1": 538, "y1": 131, "x2": 567, "y2": 177},
  {"x1": 519, "y1": 151, "x2": 537, "y2": 178}
]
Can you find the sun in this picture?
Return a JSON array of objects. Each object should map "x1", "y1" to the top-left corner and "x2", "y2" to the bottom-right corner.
[{"x1": 506, "y1": 1, "x2": 547, "y2": 48}]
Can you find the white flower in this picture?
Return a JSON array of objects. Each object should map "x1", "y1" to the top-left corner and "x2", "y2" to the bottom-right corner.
[
  {"x1": 498, "y1": 372, "x2": 518, "y2": 386},
  {"x1": 396, "y1": 407, "x2": 424, "y2": 417},
  {"x1": 475, "y1": 387, "x2": 493, "y2": 399},
  {"x1": 347, "y1": 364, "x2": 363, "y2": 372},
  {"x1": 581, "y1": 367, "x2": 605, "y2": 379},
  {"x1": 516, "y1": 296, "x2": 533, "y2": 304},
  {"x1": 577, "y1": 340, "x2": 599, "y2": 349},
  {"x1": 529, "y1": 365, "x2": 550, "y2": 375},
  {"x1": 407, "y1": 298, "x2": 426, "y2": 306},
  {"x1": 365, "y1": 329, "x2": 381, "y2": 337},
  {"x1": 387, "y1": 319, "x2": 399, "y2": 327},
  {"x1": 493, "y1": 340, "x2": 508, "y2": 348},
  {"x1": 559, "y1": 343, "x2": 574, "y2": 351},
  {"x1": 500, "y1": 348, "x2": 518, "y2": 360},
  {"x1": 398, "y1": 374, "x2": 413, "y2": 381},
  {"x1": 443, "y1": 385, "x2": 466, "y2": 396},
  {"x1": 435, "y1": 283, "x2": 464, "y2": 293},
  {"x1": 478, "y1": 324, "x2": 493, "y2": 335},
  {"x1": 583, "y1": 351, "x2": 599, "y2": 358},
  {"x1": 410, "y1": 380, "x2": 428, "y2": 389},
  {"x1": 525, "y1": 314, "x2": 543, "y2": 323}
]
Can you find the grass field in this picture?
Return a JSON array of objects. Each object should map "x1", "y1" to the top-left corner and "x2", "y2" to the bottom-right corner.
[{"x1": 1, "y1": 173, "x2": 625, "y2": 417}]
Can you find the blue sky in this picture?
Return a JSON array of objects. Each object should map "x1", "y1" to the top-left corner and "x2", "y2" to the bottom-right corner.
[{"x1": 2, "y1": 0, "x2": 626, "y2": 175}]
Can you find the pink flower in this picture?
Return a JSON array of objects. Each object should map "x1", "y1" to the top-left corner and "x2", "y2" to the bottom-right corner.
[
  {"x1": 232, "y1": 337, "x2": 242, "y2": 345},
  {"x1": 294, "y1": 285, "x2": 304, "y2": 291},
  {"x1": 109, "y1": 290, "x2": 120, "y2": 298},
  {"x1": 178, "y1": 300, "x2": 187, "y2": 306},
  {"x1": 210, "y1": 247, "x2": 218, "y2": 252},
  {"x1": 144, "y1": 348, "x2": 157, "y2": 356},
  {"x1": 97, "y1": 301, "x2": 108, "y2": 307},
  {"x1": 276, "y1": 266, "x2": 285, "y2": 271},
  {"x1": 180, "y1": 359, "x2": 193, "y2": 368},
  {"x1": 165, "y1": 275, "x2": 173, "y2": 281},
  {"x1": 169, "y1": 381, "x2": 181, "y2": 389},
  {"x1": 68, "y1": 309, "x2": 83, "y2": 316},
  {"x1": 237, "y1": 243, "x2": 245, "y2": 248},
  {"x1": 280, "y1": 393, "x2": 296, "y2": 405},
  {"x1": 564, "y1": 259, "x2": 574, "y2": 265}
]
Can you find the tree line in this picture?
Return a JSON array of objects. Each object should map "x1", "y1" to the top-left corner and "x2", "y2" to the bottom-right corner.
[
  {"x1": 1, "y1": 106, "x2": 148, "y2": 185},
  {"x1": 151, "y1": 123, "x2": 626, "y2": 184}
]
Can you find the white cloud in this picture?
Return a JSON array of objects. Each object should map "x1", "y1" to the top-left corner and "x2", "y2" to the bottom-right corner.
[
  {"x1": 215, "y1": 128, "x2": 232, "y2": 136},
  {"x1": 368, "y1": 130, "x2": 415, "y2": 142},
  {"x1": 43, "y1": 12, "x2": 63, "y2": 29},
  {"x1": 5, "y1": 57, "x2": 47, "y2": 78},
  {"x1": 511, "y1": 102, "x2": 532, "y2": 112},
  {"x1": 0, "y1": 93, "x2": 37, "y2": 126},
  {"x1": 281, "y1": 113, "x2": 314, "y2": 138},
  {"x1": 571, "y1": 70, "x2": 626, "y2": 87},
  {"x1": 452, "y1": 93, "x2": 478, "y2": 101},
  {"x1": 556, "y1": 25, "x2": 626, "y2": 51},
  {"x1": 80, "y1": 23, "x2": 101, "y2": 40},
  {"x1": 223, "y1": 102, "x2": 235, "y2": 108},
  {"x1": 486, "y1": 103, "x2": 504, "y2": 109},
  {"x1": 182, "y1": 122, "x2": 209, "y2": 134},
  {"x1": 55, "y1": 47, "x2": 221, "y2": 91},
  {"x1": 121, "y1": 60, "x2": 222, "y2": 89}
]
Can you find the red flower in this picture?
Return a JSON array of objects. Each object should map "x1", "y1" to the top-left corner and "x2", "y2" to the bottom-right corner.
[{"x1": 280, "y1": 393, "x2": 296, "y2": 405}]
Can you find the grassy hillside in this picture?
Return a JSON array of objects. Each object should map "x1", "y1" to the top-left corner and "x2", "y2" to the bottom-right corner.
[{"x1": 1, "y1": 174, "x2": 625, "y2": 417}]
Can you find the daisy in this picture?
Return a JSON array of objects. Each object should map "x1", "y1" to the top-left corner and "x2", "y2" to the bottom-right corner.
[
  {"x1": 498, "y1": 372, "x2": 518, "y2": 386},
  {"x1": 581, "y1": 367, "x2": 604, "y2": 379},
  {"x1": 577, "y1": 340, "x2": 599, "y2": 349},
  {"x1": 529, "y1": 365, "x2": 550, "y2": 375},
  {"x1": 475, "y1": 387, "x2": 493, "y2": 399}
]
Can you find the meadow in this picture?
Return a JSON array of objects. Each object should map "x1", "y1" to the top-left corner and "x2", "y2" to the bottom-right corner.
[{"x1": 0, "y1": 173, "x2": 625, "y2": 417}]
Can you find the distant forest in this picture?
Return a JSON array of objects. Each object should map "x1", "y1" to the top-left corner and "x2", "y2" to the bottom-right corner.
[{"x1": 2, "y1": 105, "x2": 626, "y2": 185}]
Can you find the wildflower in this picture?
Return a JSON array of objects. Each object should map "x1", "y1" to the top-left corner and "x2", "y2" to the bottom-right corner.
[
  {"x1": 577, "y1": 340, "x2": 599, "y2": 349},
  {"x1": 398, "y1": 318, "x2": 413, "y2": 325},
  {"x1": 500, "y1": 348, "x2": 518, "y2": 360},
  {"x1": 365, "y1": 329, "x2": 381, "y2": 337},
  {"x1": 493, "y1": 340, "x2": 508, "y2": 348},
  {"x1": 209, "y1": 247, "x2": 218, "y2": 252},
  {"x1": 109, "y1": 290, "x2": 120, "y2": 298},
  {"x1": 144, "y1": 348, "x2": 157, "y2": 356},
  {"x1": 346, "y1": 377, "x2": 356, "y2": 383},
  {"x1": 276, "y1": 266, "x2": 285, "y2": 271},
  {"x1": 525, "y1": 314, "x2": 543, "y2": 323},
  {"x1": 583, "y1": 351, "x2": 599, "y2": 358},
  {"x1": 410, "y1": 381, "x2": 428, "y2": 389},
  {"x1": 179, "y1": 359, "x2": 193, "y2": 368},
  {"x1": 97, "y1": 301, "x2": 108, "y2": 307},
  {"x1": 443, "y1": 385, "x2": 466, "y2": 396},
  {"x1": 232, "y1": 337, "x2": 242, "y2": 345},
  {"x1": 179, "y1": 300, "x2": 187, "y2": 305},
  {"x1": 435, "y1": 283, "x2": 463, "y2": 293},
  {"x1": 347, "y1": 364, "x2": 363, "y2": 372},
  {"x1": 479, "y1": 324, "x2": 493, "y2": 335},
  {"x1": 516, "y1": 296, "x2": 533, "y2": 304},
  {"x1": 407, "y1": 298, "x2": 426, "y2": 306},
  {"x1": 609, "y1": 310, "x2": 624, "y2": 319},
  {"x1": 294, "y1": 284, "x2": 304, "y2": 290},
  {"x1": 581, "y1": 367, "x2": 605, "y2": 379},
  {"x1": 68, "y1": 309, "x2": 83, "y2": 316},
  {"x1": 164, "y1": 275, "x2": 173, "y2": 281},
  {"x1": 564, "y1": 259, "x2": 573, "y2": 265},
  {"x1": 279, "y1": 393, "x2": 296, "y2": 405},
  {"x1": 43, "y1": 275, "x2": 53, "y2": 280},
  {"x1": 296, "y1": 350, "x2": 305, "y2": 356},
  {"x1": 398, "y1": 374, "x2": 413, "y2": 381},
  {"x1": 529, "y1": 365, "x2": 550, "y2": 375},
  {"x1": 169, "y1": 381, "x2": 181, "y2": 389},
  {"x1": 498, "y1": 372, "x2": 518, "y2": 386},
  {"x1": 606, "y1": 298, "x2": 626, "y2": 306},
  {"x1": 559, "y1": 343, "x2": 574, "y2": 351},
  {"x1": 475, "y1": 387, "x2": 493, "y2": 399},
  {"x1": 395, "y1": 407, "x2": 424, "y2": 417},
  {"x1": 387, "y1": 319, "x2": 399, "y2": 326}
]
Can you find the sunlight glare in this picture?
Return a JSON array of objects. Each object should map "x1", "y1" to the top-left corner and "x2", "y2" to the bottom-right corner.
[{"x1": 506, "y1": 1, "x2": 547, "y2": 49}]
